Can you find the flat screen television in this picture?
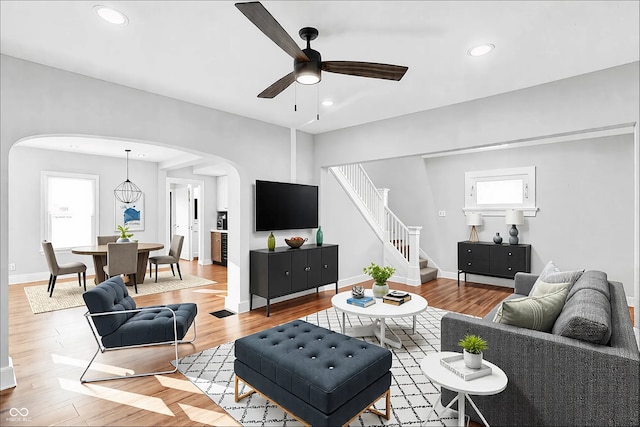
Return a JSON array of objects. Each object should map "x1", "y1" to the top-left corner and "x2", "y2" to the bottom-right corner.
[{"x1": 255, "y1": 180, "x2": 318, "y2": 231}]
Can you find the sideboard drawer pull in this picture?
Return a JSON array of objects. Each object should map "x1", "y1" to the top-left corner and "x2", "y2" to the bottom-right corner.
[{"x1": 467, "y1": 262, "x2": 472, "y2": 266}]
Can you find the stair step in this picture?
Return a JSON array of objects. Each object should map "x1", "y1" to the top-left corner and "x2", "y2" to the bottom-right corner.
[
  {"x1": 420, "y1": 266, "x2": 438, "y2": 284},
  {"x1": 419, "y1": 258, "x2": 429, "y2": 269}
]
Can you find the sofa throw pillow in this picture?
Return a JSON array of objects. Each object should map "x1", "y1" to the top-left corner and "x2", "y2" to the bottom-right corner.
[
  {"x1": 529, "y1": 261, "x2": 584, "y2": 297},
  {"x1": 493, "y1": 287, "x2": 569, "y2": 332}
]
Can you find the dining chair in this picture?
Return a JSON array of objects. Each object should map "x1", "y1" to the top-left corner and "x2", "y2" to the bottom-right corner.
[
  {"x1": 148, "y1": 235, "x2": 184, "y2": 283},
  {"x1": 103, "y1": 242, "x2": 139, "y2": 293},
  {"x1": 42, "y1": 240, "x2": 87, "y2": 297},
  {"x1": 97, "y1": 235, "x2": 118, "y2": 245}
]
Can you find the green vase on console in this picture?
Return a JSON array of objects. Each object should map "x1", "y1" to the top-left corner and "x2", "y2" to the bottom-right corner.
[
  {"x1": 316, "y1": 226, "x2": 323, "y2": 245},
  {"x1": 267, "y1": 232, "x2": 275, "y2": 251}
]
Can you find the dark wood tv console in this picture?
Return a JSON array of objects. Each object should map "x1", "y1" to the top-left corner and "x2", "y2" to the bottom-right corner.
[{"x1": 249, "y1": 244, "x2": 338, "y2": 316}]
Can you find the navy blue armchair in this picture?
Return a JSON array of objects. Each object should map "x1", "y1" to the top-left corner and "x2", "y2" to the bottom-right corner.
[{"x1": 80, "y1": 276, "x2": 197, "y2": 383}]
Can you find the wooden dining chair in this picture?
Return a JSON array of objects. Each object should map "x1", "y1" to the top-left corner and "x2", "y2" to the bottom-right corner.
[
  {"x1": 42, "y1": 240, "x2": 87, "y2": 297},
  {"x1": 97, "y1": 235, "x2": 118, "y2": 245},
  {"x1": 103, "y1": 242, "x2": 139, "y2": 293},
  {"x1": 148, "y1": 235, "x2": 184, "y2": 283}
]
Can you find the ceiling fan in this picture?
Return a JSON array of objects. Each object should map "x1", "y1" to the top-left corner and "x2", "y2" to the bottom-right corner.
[{"x1": 235, "y1": 1, "x2": 409, "y2": 99}]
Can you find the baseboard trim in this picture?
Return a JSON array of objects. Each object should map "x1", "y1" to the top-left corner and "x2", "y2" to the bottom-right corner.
[{"x1": 1, "y1": 357, "x2": 17, "y2": 391}]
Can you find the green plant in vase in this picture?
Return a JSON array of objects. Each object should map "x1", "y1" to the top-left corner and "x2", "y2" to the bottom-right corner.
[
  {"x1": 117, "y1": 225, "x2": 134, "y2": 243},
  {"x1": 363, "y1": 262, "x2": 396, "y2": 298},
  {"x1": 458, "y1": 334, "x2": 488, "y2": 368}
]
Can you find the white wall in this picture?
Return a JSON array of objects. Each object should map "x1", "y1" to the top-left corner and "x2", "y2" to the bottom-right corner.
[
  {"x1": 315, "y1": 62, "x2": 639, "y2": 315},
  {"x1": 363, "y1": 134, "x2": 635, "y2": 297},
  {"x1": 8, "y1": 146, "x2": 161, "y2": 282},
  {"x1": 0, "y1": 54, "x2": 312, "y2": 389}
]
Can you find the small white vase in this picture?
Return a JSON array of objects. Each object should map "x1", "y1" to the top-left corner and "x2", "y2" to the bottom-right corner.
[
  {"x1": 372, "y1": 282, "x2": 389, "y2": 298},
  {"x1": 463, "y1": 349, "x2": 483, "y2": 369},
  {"x1": 116, "y1": 238, "x2": 130, "y2": 243}
]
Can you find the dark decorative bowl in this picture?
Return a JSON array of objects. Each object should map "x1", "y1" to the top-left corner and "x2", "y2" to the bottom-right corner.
[{"x1": 285, "y1": 237, "x2": 307, "y2": 248}]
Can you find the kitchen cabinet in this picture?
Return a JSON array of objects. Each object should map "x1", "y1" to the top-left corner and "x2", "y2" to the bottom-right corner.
[
  {"x1": 211, "y1": 231, "x2": 227, "y2": 266},
  {"x1": 217, "y1": 175, "x2": 228, "y2": 211},
  {"x1": 250, "y1": 244, "x2": 338, "y2": 316}
]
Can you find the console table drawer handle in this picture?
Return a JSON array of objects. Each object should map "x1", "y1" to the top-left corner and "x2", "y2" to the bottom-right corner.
[
  {"x1": 305, "y1": 266, "x2": 311, "y2": 271},
  {"x1": 467, "y1": 249, "x2": 472, "y2": 253},
  {"x1": 508, "y1": 252, "x2": 512, "y2": 256},
  {"x1": 467, "y1": 262, "x2": 472, "y2": 266},
  {"x1": 285, "y1": 271, "x2": 290, "y2": 276},
  {"x1": 323, "y1": 264, "x2": 328, "y2": 269},
  {"x1": 508, "y1": 267, "x2": 512, "y2": 271}
]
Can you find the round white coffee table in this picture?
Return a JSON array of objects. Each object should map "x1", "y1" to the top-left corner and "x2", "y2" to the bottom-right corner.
[
  {"x1": 331, "y1": 289, "x2": 428, "y2": 348},
  {"x1": 420, "y1": 351, "x2": 508, "y2": 427}
]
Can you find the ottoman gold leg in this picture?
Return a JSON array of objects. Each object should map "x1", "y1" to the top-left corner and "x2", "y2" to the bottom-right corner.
[{"x1": 234, "y1": 375, "x2": 256, "y2": 402}]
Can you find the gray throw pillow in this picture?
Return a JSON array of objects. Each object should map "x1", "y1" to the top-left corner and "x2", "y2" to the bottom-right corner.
[
  {"x1": 529, "y1": 261, "x2": 583, "y2": 297},
  {"x1": 493, "y1": 287, "x2": 569, "y2": 332}
]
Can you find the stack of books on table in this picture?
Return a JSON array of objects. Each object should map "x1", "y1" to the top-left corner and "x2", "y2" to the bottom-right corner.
[
  {"x1": 382, "y1": 291, "x2": 412, "y2": 305},
  {"x1": 346, "y1": 296, "x2": 376, "y2": 308}
]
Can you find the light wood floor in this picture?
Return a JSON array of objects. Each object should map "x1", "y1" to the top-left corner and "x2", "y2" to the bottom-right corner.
[{"x1": 1, "y1": 262, "x2": 633, "y2": 426}]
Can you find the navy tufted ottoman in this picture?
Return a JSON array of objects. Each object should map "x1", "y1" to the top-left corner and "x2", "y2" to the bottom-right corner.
[{"x1": 234, "y1": 320, "x2": 392, "y2": 426}]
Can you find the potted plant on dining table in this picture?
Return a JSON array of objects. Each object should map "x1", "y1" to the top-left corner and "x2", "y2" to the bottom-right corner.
[{"x1": 117, "y1": 225, "x2": 134, "y2": 243}]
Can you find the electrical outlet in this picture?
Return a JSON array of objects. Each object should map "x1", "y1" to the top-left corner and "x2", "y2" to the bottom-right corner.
[
  {"x1": 438, "y1": 211, "x2": 446, "y2": 217},
  {"x1": 9, "y1": 263, "x2": 16, "y2": 271}
]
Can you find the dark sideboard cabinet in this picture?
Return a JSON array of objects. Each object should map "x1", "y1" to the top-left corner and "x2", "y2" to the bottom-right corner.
[
  {"x1": 457, "y1": 241, "x2": 531, "y2": 286},
  {"x1": 250, "y1": 244, "x2": 338, "y2": 316}
]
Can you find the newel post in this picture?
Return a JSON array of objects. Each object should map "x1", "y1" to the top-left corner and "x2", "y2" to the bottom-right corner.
[{"x1": 407, "y1": 226, "x2": 423, "y2": 285}]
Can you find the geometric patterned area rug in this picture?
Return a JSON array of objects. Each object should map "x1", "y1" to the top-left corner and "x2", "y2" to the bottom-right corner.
[
  {"x1": 175, "y1": 306, "x2": 461, "y2": 426},
  {"x1": 23, "y1": 273, "x2": 217, "y2": 314}
]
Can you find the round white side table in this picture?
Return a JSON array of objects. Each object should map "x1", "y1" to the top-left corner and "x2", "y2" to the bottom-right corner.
[{"x1": 420, "y1": 351, "x2": 508, "y2": 427}]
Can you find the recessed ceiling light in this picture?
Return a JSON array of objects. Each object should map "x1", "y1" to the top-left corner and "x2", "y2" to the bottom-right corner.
[
  {"x1": 467, "y1": 44, "x2": 495, "y2": 57},
  {"x1": 322, "y1": 100, "x2": 334, "y2": 106},
  {"x1": 94, "y1": 5, "x2": 128, "y2": 25},
  {"x1": 137, "y1": 153, "x2": 146, "y2": 158}
]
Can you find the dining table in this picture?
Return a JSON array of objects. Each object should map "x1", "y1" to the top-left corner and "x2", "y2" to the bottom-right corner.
[{"x1": 71, "y1": 242, "x2": 164, "y2": 285}]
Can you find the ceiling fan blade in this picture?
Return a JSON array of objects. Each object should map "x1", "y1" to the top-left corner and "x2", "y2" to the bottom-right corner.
[
  {"x1": 322, "y1": 61, "x2": 408, "y2": 81},
  {"x1": 258, "y1": 72, "x2": 296, "y2": 98},
  {"x1": 235, "y1": 2, "x2": 309, "y2": 62}
]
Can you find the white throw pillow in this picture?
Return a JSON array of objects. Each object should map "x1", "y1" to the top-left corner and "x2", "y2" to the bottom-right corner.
[{"x1": 529, "y1": 261, "x2": 583, "y2": 297}]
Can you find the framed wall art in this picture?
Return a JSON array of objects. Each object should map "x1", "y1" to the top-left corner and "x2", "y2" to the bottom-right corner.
[{"x1": 114, "y1": 195, "x2": 145, "y2": 231}]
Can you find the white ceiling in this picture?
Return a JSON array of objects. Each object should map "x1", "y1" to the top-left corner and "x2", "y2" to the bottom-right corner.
[{"x1": 1, "y1": 1, "x2": 638, "y2": 162}]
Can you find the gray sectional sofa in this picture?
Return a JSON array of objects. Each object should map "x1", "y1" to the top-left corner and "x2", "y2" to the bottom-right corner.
[{"x1": 441, "y1": 270, "x2": 640, "y2": 426}]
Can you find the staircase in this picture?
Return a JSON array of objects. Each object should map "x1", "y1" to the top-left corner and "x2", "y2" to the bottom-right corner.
[
  {"x1": 330, "y1": 164, "x2": 438, "y2": 286},
  {"x1": 420, "y1": 258, "x2": 438, "y2": 283}
]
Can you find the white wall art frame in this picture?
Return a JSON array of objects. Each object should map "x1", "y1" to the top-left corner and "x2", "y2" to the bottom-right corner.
[{"x1": 114, "y1": 194, "x2": 144, "y2": 231}]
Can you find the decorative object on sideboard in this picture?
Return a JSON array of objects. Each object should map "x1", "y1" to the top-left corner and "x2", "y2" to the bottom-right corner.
[
  {"x1": 114, "y1": 149, "x2": 142, "y2": 204},
  {"x1": 116, "y1": 225, "x2": 133, "y2": 243},
  {"x1": 493, "y1": 232, "x2": 503, "y2": 244},
  {"x1": 351, "y1": 285, "x2": 365, "y2": 299},
  {"x1": 267, "y1": 232, "x2": 275, "y2": 251},
  {"x1": 316, "y1": 226, "x2": 323, "y2": 246},
  {"x1": 505, "y1": 209, "x2": 524, "y2": 245},
  {"x1": 458, "y1": 333, "x2": 488, "y2": 369},
  {"x1": 466, "y1": 212, "x2": 483, "y2": 242},
  {"x1": 285, "y1": 236, "x2": 307, "y2": 248},
  {"x1": 363, "y1": 262, "x2": 396, "y2": 298}
]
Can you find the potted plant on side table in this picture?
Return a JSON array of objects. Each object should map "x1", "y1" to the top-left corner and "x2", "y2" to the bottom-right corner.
[
  {"x1": 363, "y1": 262, "x2": 396, "y2": 298},
  {"x1": 458, "y1": 334, "x2": 488, "y2": 369}
]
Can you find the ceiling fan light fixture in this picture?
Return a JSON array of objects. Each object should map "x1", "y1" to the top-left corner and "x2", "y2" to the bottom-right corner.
[
  {"x1": 94, "y1": 5, "x2": 128, "y2": 25},
  {"x1": 467, "y1": 43, "x2": 495, "y2": 57}
]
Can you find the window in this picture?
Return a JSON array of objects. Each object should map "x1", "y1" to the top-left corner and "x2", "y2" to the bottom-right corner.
[
  {"x1": 42, "y1": 171, "x2": 99, "y2": 250},
  {"x1": 464, "y1": 166, "x2": 537, "y2": 216}
]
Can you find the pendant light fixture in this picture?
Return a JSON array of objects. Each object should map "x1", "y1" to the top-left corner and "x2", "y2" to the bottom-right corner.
[{"x1": 114, "y1": 149, "x2": 142, "y2": 204}]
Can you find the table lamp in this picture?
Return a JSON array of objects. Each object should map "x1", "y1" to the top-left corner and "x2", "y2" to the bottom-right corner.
[
  {"x1": 466, "y1": 213, "x2": 483, "y2": 242},
  {"x1": 505, "y1": 209, "x2": 524, "y2": 244}
]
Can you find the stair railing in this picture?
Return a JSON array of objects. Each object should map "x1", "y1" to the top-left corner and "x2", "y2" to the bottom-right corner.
[{"x1": 335, "y1": 164, "x2": 385, "y2": 228}]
